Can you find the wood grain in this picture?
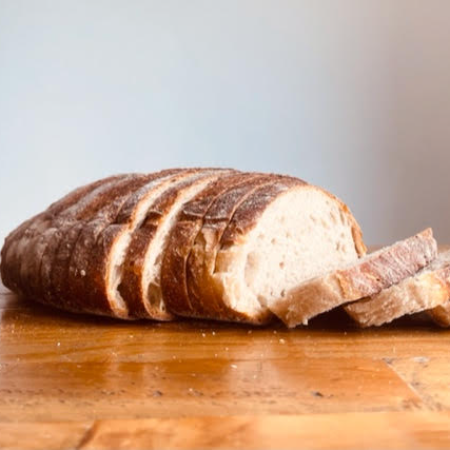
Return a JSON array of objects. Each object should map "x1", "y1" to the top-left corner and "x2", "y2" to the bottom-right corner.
[{"x1": 1, "y1": 273, "x2": 450, "y2": 449}]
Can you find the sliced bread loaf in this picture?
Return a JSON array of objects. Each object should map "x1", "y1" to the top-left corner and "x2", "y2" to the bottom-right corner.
[
  {"x1": 160, "y1": 172, "x2": 265, "y2": 318},
  {"x1": 163, "y1": 173, "x2": 280, "y2": 319},
  {"x1": 119, "y1": 169, "x2": 230, "y2": 319},
  {"x1": 47, "y1": 169, "x2": 191, "y2": 317},
  {"x1": 18, "y1": 175, "x2": 135, "y2": 301},
  {"x1": 185, "y1": 180, "x2": 366, "y2": 324},
  {"x1": 39, "y1": 174, "x2": 157, "y2": 307},
  {"x1": 0, "y1": 175, "x2": 126, "y2": 296},
  {"x1": 269, "y1": 229, "x2": 437, "y2": 327},
  {"x1": 345, "y1": 250, "x2": 450, "y2": 327}
]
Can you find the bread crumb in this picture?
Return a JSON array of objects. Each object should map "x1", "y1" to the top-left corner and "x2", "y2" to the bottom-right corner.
[
  {"x1": 247, "y1": 330, "x2": 252, "y2": 334},
  {"x1": 80, "y1": 270, "x2": 86, "y2": 277},
  {"x1": 212, "y1": 331, "x2": 216, "y2": 336},
  {"x1": 231, "y1": 364, "x2": 237, "y2": 369},
  {"x1": 411, "y1": 356, "x2": 429, "y2": 364},
  {"x1": 311, "y1": 391, "x2": 323, "y2": 398},
  {"x1": 57, "y1": 342, "x2": 60, "y2": 347},
  {"x1": 279, "y1": 338, "x2": 285, "y2": 344},
  {"x1": 201, "y1": 333, "x2": 206, "y2": 337}
]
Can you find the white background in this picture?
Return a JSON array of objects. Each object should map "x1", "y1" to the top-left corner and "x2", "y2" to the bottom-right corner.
[{"x1": 1, "y1": 1, "x2": 450, "y2": 245}]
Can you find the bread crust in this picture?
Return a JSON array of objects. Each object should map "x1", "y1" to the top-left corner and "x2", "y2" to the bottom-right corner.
[
  {"x1": 46, "y1": 171, "x2": 184, "y2": 316},
  {"x1": 161, "y1": 172, "x2": 270, "y2": 318},
  {"x1": 40, "y1": 175, "x2": 150, "y2": 310},
  {"x1": 119, "y1": 169, "x2": 230, "y2": 319},
  {"x1": 270, "y1": 228, "x2": 437, "y2": 327},
  {"x1": 184, "y1": 175, "x2": 301, "y2": 324},
  {"x1": 78, "y1": 170, "x2": 192, "y2": 317},
  {"x1": 1, "y1": 169, "x2": 370, "y2": 325},
  {"x1": 0, "y1": 175, "x2": 122, "y2": 294},
  {"x1": 345, "y1": 263, "x2": 450, "y2": 327}
]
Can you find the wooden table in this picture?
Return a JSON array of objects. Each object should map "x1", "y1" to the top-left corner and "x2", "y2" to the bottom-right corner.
[{"x1": 1, "y1": 276, "x2": 450, "y2": 450}]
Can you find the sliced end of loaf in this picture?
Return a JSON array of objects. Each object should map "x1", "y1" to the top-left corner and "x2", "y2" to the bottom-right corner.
[
  {"x1": 272, "y1": 228, "x2": 437, "y2": 328},
  {"x1": 212, "y1": 184, "x2": 361, "y2": 324}
]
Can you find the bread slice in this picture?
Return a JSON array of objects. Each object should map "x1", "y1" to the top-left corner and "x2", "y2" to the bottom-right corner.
[
  {"x1": 38, "y1": 175, "x2": 159, "y2": 307},
  {"x1": 0, "y1": 175, "x2": 125, "y2": 296},
  {"x1": 345, "y1": 250, "x2": 450, "y2": 327},
  {"x1": 160, "y1": 172, "x2": 263, "y2": 317},
  {"x1": 119, "y1": 169, "x2": 231, "y2": 319},
  {"x1": 16, "y1": 175, "x2": 134, "y2": 300},
  {"x1": 270, "y1": 229, "x2": 437, "y2": 328},
  {"x1": 46, "y1": 169, "x2": 190, "y2": 316},
  {"x1": 183, "y1": 180, "x2": 366, "y2": 324},
  {"x1": 427, "y1": 254, "x2": 450, "y2": 327},
  {"x1": 162, "y1": 172, "x2": 278, "y2": 319}
]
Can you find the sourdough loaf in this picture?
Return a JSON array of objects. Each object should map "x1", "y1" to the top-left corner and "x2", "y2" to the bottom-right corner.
[
  {"x1": 8, "y1": 168, "x2": 442, "y2": 328},
  {"x1": 0, "y1": 169, "x2": 367, "y2": 324},
  {"x1": 269, "y1": 229, "x2": 437, "y2": 327}
]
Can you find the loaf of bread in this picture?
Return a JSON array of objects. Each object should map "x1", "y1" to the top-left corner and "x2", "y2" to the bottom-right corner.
[{"x1": 0, "y1": 168, "x2": 444, "y2": 327}]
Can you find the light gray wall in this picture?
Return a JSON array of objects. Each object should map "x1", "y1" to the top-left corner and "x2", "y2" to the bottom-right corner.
[{"x1": 1, "y1": 0, "x2": 450, "y2": 245}]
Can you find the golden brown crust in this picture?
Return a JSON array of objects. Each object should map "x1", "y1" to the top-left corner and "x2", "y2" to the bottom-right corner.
[
  {"x1": 1, "y1": 169, "x2": 369, "y2": 326},
  {"x1": 161, "y1": 172, "x2": 261, "y2": 318},
  {"x1": 46, "y1": 171, "x2": 186, "y2": 316},
  {"x1": 1, "y1": 175, "x2": 128, "y2": 298},
  {"x1": 119, "y1": 170, "x2": 229, "y2": 319},
  {"x1": 79, "y1": 169, "x2": 189, "y2": 317},
  {"x1": 183, "y1": 175, "x2": 300, "y2": 324},
  {"x1": 40, "y1": 175, "x2": 150, "y2": 311}
]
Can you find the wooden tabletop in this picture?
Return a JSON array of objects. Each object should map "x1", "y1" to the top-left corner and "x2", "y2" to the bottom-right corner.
[{"x1": 2, "y1": 274, "x2": 450, "y2": 450}]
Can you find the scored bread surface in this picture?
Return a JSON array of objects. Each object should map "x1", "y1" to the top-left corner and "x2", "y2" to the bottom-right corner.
[
  {"x1": 0, "y1": 168, "x2": 379, "y2": 327},
  {"x1": 163, "y1": 173, "x2": 281, "y2": 320},
  {"x1": 160, "y1": 171, "x2": 263, "y2": 318},
  {"x1": 20, "y1": 175, "x2": 134, "y2": 302},
  {"x1": 0, "y1": 175, "x2": 124, "y2": 296},
  {"x1": 78, "y1": 169, "x2": 196, "y2": 317},
  {"x1": 49, "y1": 170, "x2": 187, "y2": 317},
  {"x1": 119, "y1": 169, "x2": 232, "y2": 319},
  {"x1": 40, "y1": 174, "x2": 153, "y2": 310}
]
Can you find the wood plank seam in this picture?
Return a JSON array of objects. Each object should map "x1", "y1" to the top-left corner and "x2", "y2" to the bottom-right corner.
[
  {"x1": 75, "y1": 421, "x2": 98, "y2": 450},
  {"x1": 382, "y1": 359, "x2": 437, "y2": 411}
]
